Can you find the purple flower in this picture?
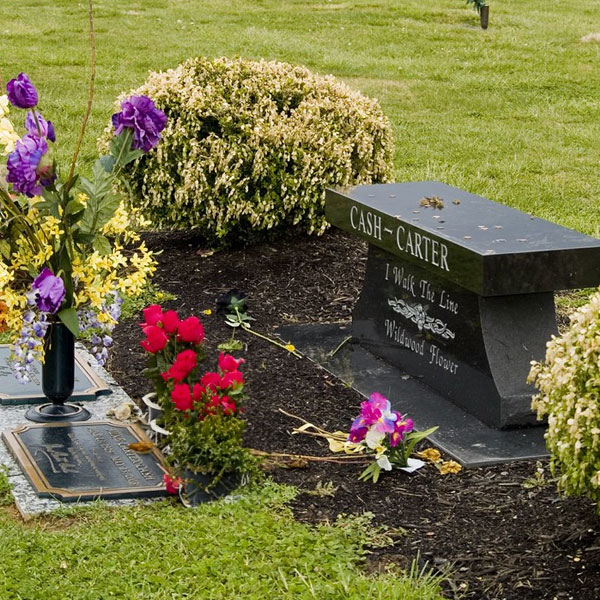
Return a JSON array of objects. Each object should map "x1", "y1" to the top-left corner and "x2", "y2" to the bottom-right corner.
[
  {"x1": 6, "y1": 73, "x2": 38, "y2": 109},
  {"x1": 6, "y1": 135, "x2": 50, "y2": 197},
  {"x1": 359, "y1": 400, "x2": 381, "y2": 426},
  {"x1": 9, "y1": 310, "x2": 49, "y2": 384},
  {"x1": 25, "y1": 111, "x2": 55, "y2": 142},
  {"x1": 369, "y1": 392, "x2": 390, "y2": 412},
  {"x1": 32, "y1": 322, "x2": 46, "y2": 337},
  {"x1": 32, "y1": 268, "x2": 65, "y2": 314},
  {"x1": 367, "y1": 392, "x2": 397, "y2": 434},
  {"x1": 349, "y1": 425, "x2": 368, "y2": 444},
  {"x1": 112, "y1": 95, "x2": 167, "y2": 152},
  {"x1": 389, "y1": 414, "x2": 414, "y2": 447}
]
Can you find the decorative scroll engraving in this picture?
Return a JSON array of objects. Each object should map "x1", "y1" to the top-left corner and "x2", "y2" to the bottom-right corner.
[{"x1": 388, "y1": 298, "x2": 456, "y2": 340}]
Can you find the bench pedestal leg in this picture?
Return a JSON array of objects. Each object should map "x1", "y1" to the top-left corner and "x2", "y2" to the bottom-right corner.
[{"x1": 352, "y1": 245, "x2": 557, "y2": 429}]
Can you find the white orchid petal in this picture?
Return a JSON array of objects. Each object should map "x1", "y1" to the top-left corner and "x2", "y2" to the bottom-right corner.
[
  {"x1": 377, "y1": 455, "x2": 392, "y2": 471},
  {"x1": 365, "y1": 428, "x2": 385, "y2": 449}
]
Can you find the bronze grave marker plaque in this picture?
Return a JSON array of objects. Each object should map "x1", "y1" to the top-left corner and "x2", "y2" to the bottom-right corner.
[{"x1": 2, "y1": 421, "x2": 167, "y2": 501}]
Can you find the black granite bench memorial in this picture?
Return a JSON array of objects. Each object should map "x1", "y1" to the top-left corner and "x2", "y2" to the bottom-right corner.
[{"x1": 325, "y1": 181, "x2": 600, "y2": 429}]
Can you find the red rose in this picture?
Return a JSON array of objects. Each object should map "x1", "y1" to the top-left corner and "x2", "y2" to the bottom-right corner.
[
  {"x1": 222, "y1": 370, "x2": 244, "y2": 388},
  {"x1": 204, "y1": 394, "x2": 221, "y2": 414},
  {"x1": 163, "y1": 474, "x2": 182, "y2": 495},
  {"x1": 221, "y1": 395, "x2": 236, "y2": 415},
  {"x1": 162, "y1": 364, "x2": 187, "y2": 383},
  {"x1": 142, "y1": 304, "x2": 163, "y2": 326},
  {"x1": 162, "y1": 349, "x2": 198, "y2": 383},
  {"x1": 161, "y1": 310, "x2": 180, "y2": 333},
  {"x1": 171, "y1": 384, "x2": 193, "y2": 411},
  {"x1": 192, "y1": 383, "x2": 206, "y2": 402},
  {"x1": 140, "y1": 325, "x2": 168, "y2": 353},
  {"x1": 218, "y1": 352, "x2": 245, "y2": 373},
  {"x1": 201, "y1": 371, "x2": 222, "y2": 391},
  {"x1": 201, "y1": 395, "x2": 218, "y2": 416},
  {"x1": 176, "y1": 349, "x2": 197, "y2": 371},
  {"x1": 177, "y1": 316, "x2": 204, "y2": 344}
]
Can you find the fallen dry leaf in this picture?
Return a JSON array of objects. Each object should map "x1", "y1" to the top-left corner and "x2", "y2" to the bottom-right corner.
[
  {"x1": 438, "y1": 460, "x2": 462, "y2": 475},
  {"x1": 128, "y1": 441, "x2": 154, "y2": 454},
  {"x1": 417, "y1": 447, "x2": 442, "y2": 463},
  {"x1": 107, "y1": 402, "x2": 136, "y2": 421}
]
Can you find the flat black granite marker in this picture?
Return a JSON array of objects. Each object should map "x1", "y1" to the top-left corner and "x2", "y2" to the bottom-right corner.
[{"x1": 324, "y1": 182, "x2": 600, "y2": 429}]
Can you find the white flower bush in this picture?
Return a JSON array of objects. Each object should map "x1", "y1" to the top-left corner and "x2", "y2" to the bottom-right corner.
[
  {"x1": 102, "y1": 57, "x2": 393, "y2": 244},
  {"x1": 529, "y1": 289, "x2": 600, "y2": 506}
]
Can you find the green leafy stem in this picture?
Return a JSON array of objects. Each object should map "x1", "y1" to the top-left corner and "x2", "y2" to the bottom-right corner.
[{"x1": 224, "y1": 297, "x2": 302, "y2": 358}]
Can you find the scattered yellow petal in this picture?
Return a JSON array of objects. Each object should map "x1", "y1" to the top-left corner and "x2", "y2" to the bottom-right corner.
[
  {"x1": 328, "y1": 438, "x2": 346, "y2": 453},
  {"x1": 439, "y1": 460, "x2": 462, "y2": 475},
  {"x1": 417, "y1": 447, "x2": 441, "y2": 463},
  {"x1": 343, "y1": 442, "x2": 364, "y2": 455},
  {"x1": 325, "y1": 431, "x2": 364, "y2": 455},
  {"x1": 202, "y1": 309, "x2": 212, "y2": 315},
  {"x1": 285, "y1": 343, "x2": 296, "y2": 352}
]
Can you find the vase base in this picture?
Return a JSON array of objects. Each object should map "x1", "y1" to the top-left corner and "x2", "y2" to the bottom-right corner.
[
  {"x1": 25, "y1": 402, "x2": 92, "y2": 423},
  {"x1": 179, "y1": 470, "x2": 244, "y2": 507}
]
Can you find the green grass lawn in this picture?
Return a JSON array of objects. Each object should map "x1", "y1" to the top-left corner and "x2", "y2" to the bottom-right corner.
[
  {"x1": 1, "y1": 1, "x2": 598, "y2": 596},
  {"x1": 0, "y1": 478, "x2": 444, "y2": 600},
  {"x1": 1, "y1": 0, "x2": 598, "y2": 235}
]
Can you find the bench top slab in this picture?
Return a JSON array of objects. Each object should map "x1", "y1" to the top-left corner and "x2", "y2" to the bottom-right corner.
[{"x1": 326, "y1": 181, "x2": 600, "y2": 296}]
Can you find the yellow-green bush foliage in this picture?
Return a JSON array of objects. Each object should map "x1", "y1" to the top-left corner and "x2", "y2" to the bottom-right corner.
[
  {"x1": 529, "y1": 290, "x2": 600, "y2": 506},
  {"x1": 104, "y1": 57, "x2": 393, "y2": 244}
]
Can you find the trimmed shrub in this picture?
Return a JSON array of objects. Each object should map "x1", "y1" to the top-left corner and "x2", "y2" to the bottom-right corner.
[
  {"x1": 529, "y1": 290, "x2": 600, "y2": 507},
  {"x1": 103, "y1": 56, "x2": 393, "y2": 244}
]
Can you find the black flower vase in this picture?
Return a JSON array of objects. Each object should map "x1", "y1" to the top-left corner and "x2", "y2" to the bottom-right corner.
[
  {"x1": 179, "y1": 469, "x2": 244, "y2": 507},
  {"x1": 25, "y1": 322, "x2": 91, "y2": 423}
]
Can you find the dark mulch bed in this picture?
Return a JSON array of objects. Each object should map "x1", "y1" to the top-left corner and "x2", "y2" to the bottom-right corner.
[{"x1": 109, "y1": 229, "x2": 600, "y2": 600}]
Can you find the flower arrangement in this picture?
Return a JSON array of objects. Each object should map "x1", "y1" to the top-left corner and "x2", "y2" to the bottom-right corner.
[
  {"x1": 284, "y1": 392, "x2": 440, "y2": 482},
  {"x1": 348, "y1": 392, "x2": 438, "y2": 483},
  {"x1": 140, "y1": 305, "x2": 258, "y2": 494},
  {"x1": 0, "y1": 25, "x2": 166, "y2": 383},
  {"x1": 528, "y1": 289, "x2": 600, "y2": 510}
]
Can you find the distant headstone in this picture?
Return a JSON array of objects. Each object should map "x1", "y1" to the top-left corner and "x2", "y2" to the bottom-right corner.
[
  {"x1": 0, "y1": 345, "x2": 110, "y2": 405},
  {"x1": 326, "y1": 181, "x2": 600, "y2": 429},
  {"x1": 2, "y1": 422, "x2": 167, "y2": 501}
]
